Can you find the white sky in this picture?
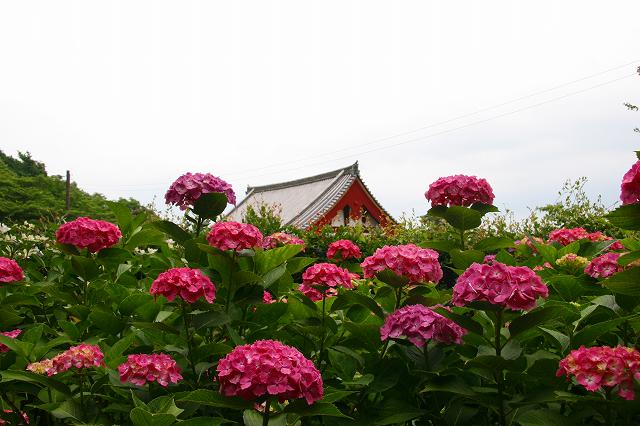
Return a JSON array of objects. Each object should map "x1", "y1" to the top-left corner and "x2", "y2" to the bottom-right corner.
[{"x1": 1, "y1": 1, "x2": 639, "y2": 220}]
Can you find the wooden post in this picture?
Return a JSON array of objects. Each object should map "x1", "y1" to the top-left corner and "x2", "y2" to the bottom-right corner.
[{"x1": 65, "y1": 170, "x2": 71, "y2": 211}]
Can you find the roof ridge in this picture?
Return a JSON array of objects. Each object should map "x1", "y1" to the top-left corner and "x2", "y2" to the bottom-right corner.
[{"x1": 246, "y1": 162, "x2": 359, "y2": 193}]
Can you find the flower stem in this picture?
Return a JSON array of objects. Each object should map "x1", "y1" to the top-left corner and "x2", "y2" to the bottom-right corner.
[
  {"x1": 395, "y1": 287, "x2": 403, "y2": 310},
  {"x1": 181, "y1": 302, "x2": 198, "y2": 385},
  {"x1": 194, "y1": 216, "x2": 204, "y2": 237},
  {"x1": 423, "y1": 344, "x2": 430, "y2": 370},
  {"x1": 262, "y1": 399, "x2": 271, "y2": 426},
  {"x1": 459, "y1": 229, "x2": 466, "y2": 250},
  {"x1": 494, "y1": 309, "x2": 506, "y2": 426},
  {"x1": 319, "y1": 295, "x2": 326, "y2": 366}
]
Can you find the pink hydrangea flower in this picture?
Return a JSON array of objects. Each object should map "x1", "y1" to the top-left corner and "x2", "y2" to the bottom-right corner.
[
  {"x1": 150, "y1": 267, "x2": 216, "y2": 304},
  {"x1": 483, "y1": 254, "x2": 497, "y2": 265},
  {"x1": 217, "y1": 339, "x2": 323, "y2": 405},
  {"x1": 547, "y1": 227, "x2": 589, "y2": 246},
  {"x1": 0, "y1": 410, "x2": 29, "y2": 425},
  {"x1": 165, "y1": 172, "x2": 236, "y2": 210},
  {"x1": 586, "y1": 232, "x2": 625, "y2": 251},
  {"x1": 263, "y1": 290, "x2": 275, "y2": 304},
  {"x1": 514, "y1": 236, "x2": 545, "y2": 253},
  {"x1": 298, "y1": 263, "x2": 354, "y2": 302},
  {"x1": 118, "y1": 353, "x2": 183, "y2": 387},
  {"x1": 584, "y1": 253, "x2": 623, "y2": 279},
  {"x1": 0, "y1": 258, "x2": 24, "y2": 283},
  {"x1": 327, "y1": 240, "x2": 362, "y2": 260},
  {"x1": 47, "y1": 344, "x2": 105, "y2": 375},
  {"x1": 425, "y1": 175, "x2": 495, "y2": 207},
  {"x1": 533, "y1": 262, "x2": 553, "y2": 272},
  {"x1": 452, "y1": 262, "x2": 548, "y2": 311},
  {"x1": 380, "y1": 305, "x2": 466, "y2": 347},
  {"x1": 262, "y1": 232, "x2": 305, "y2": 250},
  {"x1": 55, "y1": 217, "x2": 122, "y2": 253},
  {"x1": 361, "y1": 244, "x2": 443, "y2": 284},
  {"x1": 557, "y1": 345, "x2": 640, "y2": 400},
  {"x1": 26, "y1": 359, "x2": 53, "y2": 375},
  {"x1": 621, "y1": 160, "x2": 640, "y2": 205},
  {"x1": 0, "y1": 329, "x2": 21, "y2": 353},
  {"x1": 207, "y1": 222, "x2": 263, "y2": 252}
]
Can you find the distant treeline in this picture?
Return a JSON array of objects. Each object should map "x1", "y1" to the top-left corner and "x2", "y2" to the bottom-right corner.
[{"x1": 0, "y1": 150, "x2": 147, "y2": 222}]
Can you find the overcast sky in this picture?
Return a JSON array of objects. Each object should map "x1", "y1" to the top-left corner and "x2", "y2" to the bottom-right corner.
[{"x1": 1, "y1": 1, "x2": 639, "y2": 221}]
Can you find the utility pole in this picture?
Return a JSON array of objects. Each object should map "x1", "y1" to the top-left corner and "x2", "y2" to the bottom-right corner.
[{"x1": 65, "y1": 170, "x2": 71, "y2": 211}]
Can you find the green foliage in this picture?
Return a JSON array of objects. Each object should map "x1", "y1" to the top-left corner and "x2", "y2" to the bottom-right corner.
[
  {"x1": 0, "y1": 150, "x2": 147, "y2": 222},
  {"x1": 242, "y1": 202, "x2": 284, "y2": 236}
]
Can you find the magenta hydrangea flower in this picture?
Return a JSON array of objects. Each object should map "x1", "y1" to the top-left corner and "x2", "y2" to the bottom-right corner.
[
  {"x1": 217, "y1": 339, "x2": 323, "y2": 405},
  {"x1": 452, "y1": 262, "x2": 548, "y2": 311},
  {"x1": 150, "y1": 267, "x2": 216, "y2": 304},
  {"x1": 425, "y1": 174, "x2": 495, "y2": 207},
  {"x1": 165, "y1": 172, "x2": 236, "y2": 210},
  {"x1": 48, "y1": 344, "x2": 105, "y2": 375},
  {"x1": 55, "y1": 217, "x2": 122, "y2": 253},
  {"x1": 514, "y1": 236, "x2": 545, "y2": 253},
  {"x1": 262, "y1": 232, "x2": 305, "y2": 250},
  {"x1": 557, "y1": 345, "x2": 640, "y2": 400},
  {"x1": 206, "y1": 222, "x2": 263, "y2": 252},
  {"x1": 327, "y1": 239, "x2": 362, "y2": 261},
  {"x1": 621, "y1": 160, "x2": 640, "y2": 205},
  {"x1": 361, "y1": 244, "x2": 443, "y2": 284},
  {"x1": 0, "y1": 258, "x2": 24, "y2": 283},
  {"x1": 483, "y1": 254, "x2": 497, "y2": 265},
  {"x1": 298, "y1": 263, "x2": 354, "y2": 302},
  {"x1": 26, "y1": 359, "x2": 53, "y2": 375},
  {"x1": 118, "y1": 353, "x2": 183, "y2": 387},
  {"x1": 547, "y1": 227, "x2": 589, "y2": 246},
  {"x1": 584, "y1": 253, "x2": 623, "y2": 279},
  {"x1": 0, "y1": 329, "x2": 21, "y2": 353},
  {"x1": 380, "y1": 305, "x2": 466, "y2": 347}
]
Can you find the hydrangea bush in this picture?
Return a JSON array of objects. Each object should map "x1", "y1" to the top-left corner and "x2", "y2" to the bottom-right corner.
[{"x1": 0, "y1": 158, "x2": 639, "y2": 425}]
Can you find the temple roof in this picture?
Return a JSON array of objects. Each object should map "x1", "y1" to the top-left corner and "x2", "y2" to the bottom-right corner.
[{"x1": 226, "y1": 162, "x2": 392, "y2": 228}]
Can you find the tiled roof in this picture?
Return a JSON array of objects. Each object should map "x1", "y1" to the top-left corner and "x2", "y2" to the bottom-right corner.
[{"x1": 228, "y1": 162, "x2": 394, "y2": 228}]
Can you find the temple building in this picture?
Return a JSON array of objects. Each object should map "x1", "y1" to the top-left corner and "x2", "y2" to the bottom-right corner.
[{"x1": 226, "y1": 162, "x2": 393, "y2": 229}]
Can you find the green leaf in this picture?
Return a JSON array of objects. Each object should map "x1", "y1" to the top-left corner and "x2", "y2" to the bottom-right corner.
[
  {"x1": 255, "y1": 245, "x2": 304, "y2": 274},
  {"x1": 509, "y1": 306, "x2": 568, "y2": 338},
  {"x1": 284, "y1": 401, "x2": 351, "y2": 419},
  {"x1": 126, "y1": 228, "x2": 167, "y2": 249},
  {"x1": 192, "y1": 192, "x2": 228, "y2": 220},
  {"x1": 428, "y1": 205, "x2": 483, "y2": 231},
  {"x1": 449, "y1": 249, "x2": 484, "y2": 269},
  {"x1": 177, "y1": 389, "x2": 252, "y2": 410},
  {"x1": 120, "y1": 293, "x2": 155, "y2": 316},
  {"x1": 331, "y1": 292, "x2": 384, "y2": 318},
  {"x1": 286, "y1": 257, "x2": 317, "y2": 274},
  {"x1": 108, "y1": 201, "x2": 134, "y2": 230},
  {"x1": 606, "y1": 204, "x2": 640, "y2": 231},
  {"x1": 618, "y1": 250, "x2": 640, "y2": 266},
  {"x1": 260, "y1": 263, "x2": 287, "y2": 288},
  {"x1": 376, "y1": 269, "x2": 410, "y2": 287},
  {"x1": 190, "y1": 310, "x2": 231, "y2": 329},
  {"x1": 470, "y1": 203, "x2": 500, "y2": 215},
  {"x1": 516, "y1": 408, "x2": 570, "y2": 426},
  {"x1": 71, "y1": 255, "x2": 99, "y2": 281},
  {"x1": 150, "y1": 220, "x2": 192, "y2": 244},
  {"x1": 105, "y1": 333, "x2": 137, "y2": 369},
  {"x1": 538, "y1": 327, "x2": 570, "y2": 352},
  {"x1": 147, "y1": 396, "x2": 183, "y2": 416},
  {"x1": 251, "y1": 302, "x2": 289, "y2": 324},
  {"x1": 88, "y1": 309, "x2": 125, "y2": 335},
  {"x1": 1, "y1": 370, "x2": 71, "y2": 396},
  {"x1": 130, "y1": 407, "x2": 176, "y2": 426},
  {"x1": 50, "y1": 400, "x2": 83, "y2": 421},
  {"x1": 243, "y1": 410, "x2": 287, "y2": 426},
  {"x1": 603, "y1": 268, "x2": 640, "y2": 295},
  {"x1": 572, "y1": 316, "x2": 630, "y2": 347},
  {"x1": 474, "y1": 236, "x2": 514, "y2": 251},
  {"x1": 178, "y1": 417, "x2": 228, "y2": 426},
  {"x1": 0, "y1": 334, "x2": 32, "y2": 358},
  {"x1": 421, "y1": 375, "x2": 477, "y2": 396},
  {"x1": 374, "y1": 399, "x2": 427, "y2": 425}
]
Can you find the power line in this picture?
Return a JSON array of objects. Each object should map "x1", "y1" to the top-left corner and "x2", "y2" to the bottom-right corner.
[
  {"x1": 232, "y1": 73, "x2": 636, "y2": 182},
  {"x1": 83, "y1": 61, "x2": 639, "y2": 191},
  {"x1": 222, "y1": 59, "x2": 639, "y2": 180}
]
